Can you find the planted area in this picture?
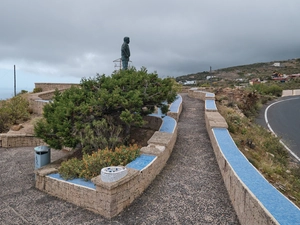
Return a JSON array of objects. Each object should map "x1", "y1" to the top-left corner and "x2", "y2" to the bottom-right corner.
[
  {"x1": 34, "y1": 67, "x2": 178, "y2": 180},
  {"x1": 58, "y1": 144, "x2": 140, "y2": 180}
]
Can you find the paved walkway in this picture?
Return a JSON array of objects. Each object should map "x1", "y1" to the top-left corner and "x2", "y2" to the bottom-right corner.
[{"x1": 0, "y1": 94, "x2": 239, "y2": 224}]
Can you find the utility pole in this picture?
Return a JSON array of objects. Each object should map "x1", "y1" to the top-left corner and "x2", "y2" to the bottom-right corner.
[
  {"x1": 14, "y1": 65, "x2": 16, "y2": 96},
  {"x1": 210, "y1": 66, "x2": 212, "y2": 86}
]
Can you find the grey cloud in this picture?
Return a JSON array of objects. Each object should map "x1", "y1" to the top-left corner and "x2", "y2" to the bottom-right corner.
[{"x1": 1, "y1": 0, "x2": 300, "y2": 81}]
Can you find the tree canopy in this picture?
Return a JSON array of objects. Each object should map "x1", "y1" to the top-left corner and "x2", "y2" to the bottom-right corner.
[{"x1": 34, "y1": 67, "x2": 178, "y2": 153}]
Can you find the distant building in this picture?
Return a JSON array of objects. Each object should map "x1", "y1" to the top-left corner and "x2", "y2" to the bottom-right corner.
[
  {"x1": 183, "y1": 80, "x2": 196, "y2": 85},
  {"x1": 206, "y1": 75, "x2": 216, "y2": 80},
  {"x1": 273, "y1": 62, "x2": 280, "y2": 67}
]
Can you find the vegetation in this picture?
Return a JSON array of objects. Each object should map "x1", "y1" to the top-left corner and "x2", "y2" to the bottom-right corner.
[
  {"x1": 0, "y1": 95, "x2": 30, "y2": 133},
  {"x1": 58, "y1": 144, "x2": 140, "y2": 180},
  {"x1": 250, "y1": 83, "x2": 283, "y2": 97},
  {"x1": 34, "y1": 67, "x2": 178, "y2": 154},
  {"x1": 176, "y1": 58, "x2": 300, "y2": 88},
  {"x1": 33, "y1": 87, "x2": 43, "y2": 93},
  {"x1": 216, "y1": 87, "x2": 300, "y2": 207}
]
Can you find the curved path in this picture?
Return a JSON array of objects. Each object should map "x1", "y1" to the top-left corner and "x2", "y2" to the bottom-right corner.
[{"x1": 0, "y1": 94, "x2": 239, "y2": 224}]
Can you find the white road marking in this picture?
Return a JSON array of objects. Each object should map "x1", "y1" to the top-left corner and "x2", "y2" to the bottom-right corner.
[{"x1": 264, "y1": 97, "x2": 300, "y2": 162}]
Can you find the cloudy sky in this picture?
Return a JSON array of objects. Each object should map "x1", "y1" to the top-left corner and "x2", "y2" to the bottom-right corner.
[{"x1": 1, "y1": 0, "x2": 300, "y2": 98}]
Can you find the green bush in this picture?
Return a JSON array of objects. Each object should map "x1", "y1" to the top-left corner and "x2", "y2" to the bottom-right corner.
[
  {"x1": 18, "y1": 90, "x2": 28, "y2": 95},
  {"x1": 34, "y1": 67, "x2": 177, "y2": 152},
  {"x1": 33, "y1": 87, "x2": 43, "y2": 93},
  {"x1": 57, "y1": 158, "x2": 83, "y2": 180},
  {"x1": 0, "y1": 104, "x2": 11, "y2": 133},
  {"x1": 0, "y1": 96, "x2": 30, "y2": 133},
  {"x1": 58, "y1": 144, "x2": 140, "y2": 180},
  {"x1": 252, "y1": 83, "x2": 282, "y2": 97}
]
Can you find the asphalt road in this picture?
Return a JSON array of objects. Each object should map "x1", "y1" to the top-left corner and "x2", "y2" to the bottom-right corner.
[{"x1": 256, "y1": 96, "x2": 300, "y2": 159}]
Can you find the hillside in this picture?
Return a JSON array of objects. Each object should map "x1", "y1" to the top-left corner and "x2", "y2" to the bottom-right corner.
[{"x1": 176, "y1": 58, "x2": 300, "y2": 83}]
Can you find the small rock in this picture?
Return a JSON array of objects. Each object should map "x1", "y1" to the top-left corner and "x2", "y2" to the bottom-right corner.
[{"x1": 10, "y1": 124, "x2": 24, "y2": 131}]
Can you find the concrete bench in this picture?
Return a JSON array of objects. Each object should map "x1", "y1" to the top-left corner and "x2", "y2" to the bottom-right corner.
[
  {"x1": 126, "y1": 154, "x2": 157, "y2": 171},
  {"x1": 205, "y1": 92, "x2": 215, "y2": 100},
  {"x1": 212, "y1": 127, "x2": 300, "y2": 224},
  {"x1": 205, "y1": 99, "x2": 217, "y2": 112},
  {"x1": 160, "y1": 116, "x2": 176, "y2": 133},
  {"x1": 48, "y1": 173, "x2": 96, "y2": 190},
  {"x1": 169, "y1": 95, "x2": 182, "y2": 113}
]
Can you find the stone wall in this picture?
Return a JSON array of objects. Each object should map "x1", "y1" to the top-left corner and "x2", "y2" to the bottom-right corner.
[
  {"x1": 34, "y1": 83, "x2": 79, "y2": 92},
  {"x1": 0, "y1": 134, "x2": 45, "y2": 148},
  {"x1": 282, "y1": 89, "x2": 300, "y2": 97}
]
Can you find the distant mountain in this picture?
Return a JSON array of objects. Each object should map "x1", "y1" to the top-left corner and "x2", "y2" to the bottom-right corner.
[{"x1": 176, "y1": 58, "x2": 300, "y2": 82}]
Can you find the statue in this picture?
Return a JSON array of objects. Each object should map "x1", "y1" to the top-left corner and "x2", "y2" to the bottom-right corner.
[{"x1": 121, "y1": 37, "x2": 130, "y2": 70}]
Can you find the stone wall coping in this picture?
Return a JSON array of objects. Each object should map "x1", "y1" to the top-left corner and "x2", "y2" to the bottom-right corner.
[
  {"x1": 205, "y1": 99, "x2": 217, "y2": 111},
  {"x1": 169, "y1": 95, "x2": 182, "y2": 113},
  {"x1": 126, "y1": 154, "x2": 157, "y2": 171},
  {"x1": 35, "y1": 82, "x2": 78, "y2": 85}
]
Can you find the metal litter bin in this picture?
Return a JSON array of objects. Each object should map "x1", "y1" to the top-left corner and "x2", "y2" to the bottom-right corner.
[{"x1": 34, "y1": 146, "x2": 51, "y2": 169}]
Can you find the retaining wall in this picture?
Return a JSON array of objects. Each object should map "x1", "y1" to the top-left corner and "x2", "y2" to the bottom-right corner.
[
  {"x1": 188, "y1": 88, "x2": 300, "y2": 225},
  {"x1": 35, "y1": 96, "x2": 182, "y2": 218},
  {"x1": 34, "y1": 83, "x2": 79, "y2": 92},
  {"x1": 0, "y1": 134, "x2": 45, "y2": 148},
  {"x1": 282, "y1": 89, "x2": 300, "y2": 97}
]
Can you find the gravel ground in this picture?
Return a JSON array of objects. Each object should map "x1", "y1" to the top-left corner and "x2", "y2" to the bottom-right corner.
[{"x1": 0, "y1": 93, "x2": 239, "y2": 225}]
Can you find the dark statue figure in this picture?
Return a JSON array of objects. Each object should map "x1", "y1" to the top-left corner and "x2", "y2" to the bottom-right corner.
[{"x1": 121, "y1": 37, "x2": 130, "y2": 70}]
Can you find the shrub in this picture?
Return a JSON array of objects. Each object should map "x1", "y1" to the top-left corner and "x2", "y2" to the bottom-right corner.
[
  {"x1": 252, "y1": 83, "x2": 282, "y2": 97},
  {"x1": 57, "y1": 158, "x2": 83, "y2": 180},
  {"x1": 0, "y1": 104, "x2": 11, "y2": 133},
  {"x1": 33, "y1": 87, "x2": 43, "y2": 93},
  {"x1": 58, "y1": 144, "x2": 140, "y2": 180},
  {"x1": 18, "y1": 90, "x2": 28, "y2": 95},
  {"x1": 0, "y1": 96, "x2": 30, "y2": 133},
  {"x1": 34, "y1": 67, "x2": 177, "y2": 152},
  {"x1": 6, "y1": 95, "x2": 30, "y2": 124}
]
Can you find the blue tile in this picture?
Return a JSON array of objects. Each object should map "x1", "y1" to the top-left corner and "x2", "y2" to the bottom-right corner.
[
  {"x1": 126, "y1": 154, "x2": 156, "y2": 171},
  {"x1": 213, "y1": 128, "x2": 300, "y2": 224},
  {"x1": 47, "y1": 173, "x2": 96, "y2": 190},
  {"x1": 169, "y1": 95, "x2": 182, "y2": 113},
  {"x1": 205, "y1": 99, "x2": 217, "y2": 110},
  {"x1": 160, "y1": 116, "x2": 176, "y2": 133},
  {"x1": 206, "y1": 93, "x2": 215, "y2": 98}
]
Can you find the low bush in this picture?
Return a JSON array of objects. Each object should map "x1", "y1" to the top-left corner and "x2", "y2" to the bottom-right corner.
[
  {"x1": 33, "y1": 87, "x2": 43, "y2": 93},
  {"x1": 251, "y1": 83, "x2": 282, "y2": 97},
  {"x1": 58, "y1": 144, "x2": 140, "y2": 180},
  {"x1": 0, "y1": 96, "x2": 30, "y2": 133}
]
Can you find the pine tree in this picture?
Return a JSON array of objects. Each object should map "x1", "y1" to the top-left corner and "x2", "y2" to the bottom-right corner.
[{"x1": 34, "y1": 67, "x2": 178, "y2": 153}]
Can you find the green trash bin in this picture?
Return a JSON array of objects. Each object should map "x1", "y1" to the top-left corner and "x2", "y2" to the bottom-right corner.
[{"x1": 34, "y1": 146, "x2": 51, "y2": 169}]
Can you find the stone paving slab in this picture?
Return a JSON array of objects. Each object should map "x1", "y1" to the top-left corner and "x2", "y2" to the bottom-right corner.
[{"x1": 0, "y1": 93, "x2": 239, "y2": 224}]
